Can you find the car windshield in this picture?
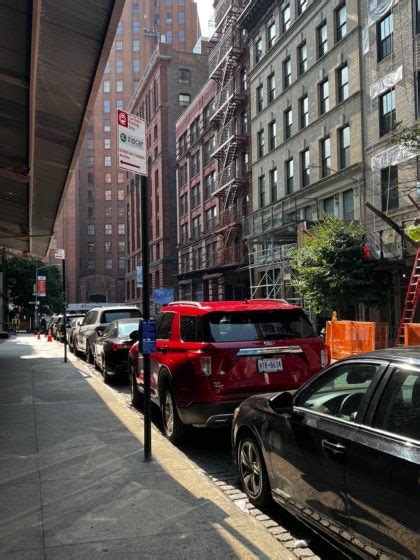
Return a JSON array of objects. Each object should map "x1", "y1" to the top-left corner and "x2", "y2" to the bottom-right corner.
[
  {"x1": 119, "y1": 322, "x2": 139, "y2": 336},
  {"x1": 102, "y1": 309, "x2": 140, "y2": 323},
  {"x1": 203, "y1": 310, "x2": 316, "y2": 342}
]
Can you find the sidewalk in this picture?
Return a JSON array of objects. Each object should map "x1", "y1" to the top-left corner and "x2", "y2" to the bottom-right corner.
[{"x1": 0, "y1": 335, "x2": 293, "y2": 559}]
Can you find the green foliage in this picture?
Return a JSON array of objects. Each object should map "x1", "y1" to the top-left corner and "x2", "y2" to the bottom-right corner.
[
  {"x1": 6, "y1": 258, "x2": 64, "y2": 316},
  {"x1": 389, "y1": 121, "x2": 420, "y2": 151},
  {"x1": 289, "y1": 215, "x2": 390, "y2": 314}
]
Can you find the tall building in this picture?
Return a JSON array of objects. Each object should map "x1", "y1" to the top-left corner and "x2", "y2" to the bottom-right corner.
[
  {"x1": 125, "y1": 43, "x2": 210, "y2": 306},
  {"x1": 54, "y1": 0, "x2": 199, "y2": 304}
]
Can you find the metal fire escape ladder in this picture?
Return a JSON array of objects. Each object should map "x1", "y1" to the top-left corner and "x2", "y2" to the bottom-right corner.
[{"x1": 395, "y1": 246, "x2": 420, "y2": 346}]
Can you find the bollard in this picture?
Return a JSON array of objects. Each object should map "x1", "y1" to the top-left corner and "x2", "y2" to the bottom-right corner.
[
  {"x1": 37, "y1": 331, "x2": 41, "y2": 340},
  {"x1": 47, "y1": 329, "x2": 52, "y2": 342}
]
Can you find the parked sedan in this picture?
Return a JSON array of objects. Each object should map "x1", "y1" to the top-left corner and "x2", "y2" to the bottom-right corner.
[
  {"x1": 94, "y1": 318, "x2": 139, "y2": 383},
  {"x1": 232, "y1": 348, "x2": 420, "y2": 560},
  {"x1": 68, "y1": 317, "x2": 84, "y2": 352}
]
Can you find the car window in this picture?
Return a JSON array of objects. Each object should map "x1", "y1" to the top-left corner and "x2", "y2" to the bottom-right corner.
[
  {"x1": 295, "y1": 363, "x2": 381, "y2": 422},
  {"x1": 202, "y1": 310, "x2": 316, "y2": 342},
  {"x1": 102, "y1": 323, "x2": 115, "y2": 337},
  {"x1": 82, "y1": 312, "x2": 91, "y2": 326},
  {"x1": 90, "y1": 311, "x2": 98, "y2": 325},
  {"x1": 101, "y1": 309, "x2": 140, "y2": 323},
  {"x1": 180, "y1": 315, "x2": 201, "y2": 342},
  {"x1": 157, "y1": 313, "x2": 174, "y2": 340},
  {"x1": 119, "y1": 322, "x2": 139, "y2": 336},
  {"x1": 373, "y1": 368, "x2": 420, "y2": 441}
]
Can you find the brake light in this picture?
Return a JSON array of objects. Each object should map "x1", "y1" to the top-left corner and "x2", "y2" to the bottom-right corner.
[
  {"x1": 95, "y1": 327, "x2": 105, "y2": 335},
  {"x1": 321, "y1": 346, "x2": 330, "y2": 367},
  {"x1": 201, "y1": 356, "x2": 212, "y2": 376},
  {"x1": 112, "y1": 341, "x2": 132, "y2": 351},
  {"x1": 186, "y1": 350, "x2": 212, "y2": 376}
]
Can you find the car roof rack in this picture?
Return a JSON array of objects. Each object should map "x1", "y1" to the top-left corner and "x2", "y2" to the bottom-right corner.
[
  {"x1": 247, "y1": 298, "x2": 289, "y2": 304},
  {"x1": 167, "y1": 301, "x2": 202, "y2": 308}
]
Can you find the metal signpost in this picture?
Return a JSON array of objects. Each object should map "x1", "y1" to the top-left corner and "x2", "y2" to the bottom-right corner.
[
  {"x1": 117, "y1": 109, "x2": 152, "y2": 461},
  {"x1": 54, "y1": 249, "x2": 67, "y2": 363}
]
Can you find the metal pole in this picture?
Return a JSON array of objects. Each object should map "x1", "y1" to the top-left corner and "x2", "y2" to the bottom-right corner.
[
  {"x1": 141, "y1": 174, "x2": 152, "y2": 462},
  {"x1": 62, "y1": 258, "x2": 67, "y2": 363},
  {"x1": 34, "y1": 266, "x2": 38, "y2": 332}
]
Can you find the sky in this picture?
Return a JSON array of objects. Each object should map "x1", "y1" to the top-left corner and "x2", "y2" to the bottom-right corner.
[{"x1": 195, "y1": 0, "x2": 214, "y2": 37}]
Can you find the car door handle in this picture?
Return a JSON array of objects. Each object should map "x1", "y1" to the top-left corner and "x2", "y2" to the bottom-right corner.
[
  {"x1": 160, "y1": 347, "x2": 168, "y2": 353},
  {"x1": 321, "y1": 439, "x2": 346, "y2": 454}
]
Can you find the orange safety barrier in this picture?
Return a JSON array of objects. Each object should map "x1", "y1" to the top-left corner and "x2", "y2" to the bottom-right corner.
[
  {"x1": 404, "y1": 324, "x2": 420, "y2": 346},
  {"x1": 326, "y1": 321, "x2": 376, "y2": 360},
  {"x1": 375, "y1": 323, "x2": 390, "y2": 350}
]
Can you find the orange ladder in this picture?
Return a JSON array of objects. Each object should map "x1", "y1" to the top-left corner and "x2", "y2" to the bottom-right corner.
[{"x1": 395, "y1": 246, "x2": 420, "y2": 346}]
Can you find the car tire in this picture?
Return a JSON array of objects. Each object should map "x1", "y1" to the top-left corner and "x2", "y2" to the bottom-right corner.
[
  {"x1": 129, "y1": 362, "x2": 143, "y2": 408},
  {"x1": 161, "y1": 384, "x2": 186, "y2": 445},
  {"x1": 237, "y1": 435, "x2": 272, "y2": 507},
  {"x1": 86, "y1": 343, "x2": 94, "y2": 365},
  {"x1": 101, "y1": 356, "x2": 113, "y2": 384}
]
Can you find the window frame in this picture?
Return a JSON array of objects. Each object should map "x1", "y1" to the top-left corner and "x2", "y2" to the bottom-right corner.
[
  {"x1": 377, "y1": 11, "x2": 393, "y2": 62},
  {"x1": 335, "y1": 3, "x2": 347, "y2": 42}
]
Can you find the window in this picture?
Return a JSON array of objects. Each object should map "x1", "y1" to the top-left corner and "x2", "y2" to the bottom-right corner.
[
  {"x1": 115, "y1": 40, "x2": 123, "y2": 52},
  {"x1": 118, "y1": 241, "x2": 125, "y2": 252},
  {"x1": 105, "y1": 190, "x2": 111, "y2": 200},
  {"x1": 103, "y1": 80, "x2": 110, "y2": 93},
  {"x1": 204, "y1": 172, "x2": 215, "y2": 198},
  {"x1": 381, "y1": 165, "x2": 399, "y2": 211},
  {"x1": 377, "y1": 12, "x2": 393, "y2": 61},
  {"x1": 379, "y1": 89, "x2": 396, "y2": 136},
  {"x1": 105, "y1": 206, "x2": 112, "y2": 217},
  {"x1": 132, "y1": 2, "x2": 139, "y2": 14},
  {"x1": 115, "y1": 59, "x2": 122, "y2": 73},
  {"x1": 105, "y1": 259, "x2": 113, "y2": 270},
  {"x1": 299, "y1": 95, "x2": 308, "y2": 129},
  {"x1": 166, "y1": 30, "x2": 173, "y2": 43},
  {"x1": 179, "y1": 68, "x2": 190, "y2": 83},
  {"x1": 296, "y1": 363, "x2": 381, "y2": 422},
  {"x1": 258, "y1": 175, "x2": 266, "y2": 208},
  {"x1": 301, "y1": 148, "x2": 310, "y2": 187},
  {"x1": 133, "y1": 19, "x2": 139, "y2": 33},
  {"x1": 286, "y1": 158, "x2": 294, "y2": 194},
  {"x1": 205, "y1": 206, "x2": 216, "y2": 231},
  {"x1": 178, "y1": 11, "x2": 185, "y2": 24},
  {"x1": 105, "y1": 224, "x2": 112, "y2": 235},
  {"x1": 166, "y1": 12, "x2": 173, "y2": 24},
  {"x1": 88, "y1": 259, "x2": 95, "y2": 271},
  {"x1": 204, "y1": 138, "x2": 213, "y2": 164},
  {"x1": 180, "y1": 223, "x2": 188, "y2": 244},
  {"x1": 118, "y1": 207, "x2": 124, "y2": 217},
  {"x1": 283, "y1": 57, "x2": 291, "y2": 89},
  {"x1": 116, "y1": 80, "x2": 123, "y2": 93},
  {"x1": 268, "y1": 22, "x2": 276, "y2": 49},
  {"x1": 192, "y1": 216, "x2": 201, "y2": 239},
  {"x1": 104, "y1": 119, "x2": 111, "y2": 132},
  {"x1": 343, "y1": 189, "x2": 354, "y2": 221},
  {"x1": 317, "y1": 21, "x2": 328, "y2": 57},
  {"x1": 298, "y1": 42, "x2": 307, "y2": 75},
  {"x1": 157, "y1": 313, "x2": 174, "y2": 340},
  {"x1": 256, "y1": 84, "x2": 264, "y2": 113},
  {"x1": 88, "y1": 224, "x2": 95, "y2": 236},
  {"x1": 119, "y1": 257, "x2": 125, "y2": 270},
  {"x1": 190, "y1": 151, "x2": 200, "y2": 177},
  {"x1": 118, "y1": 189, "x2": 124, "y2": 200},
  {"x1": 267, "y1": 73, "x2": 275, "y2": 103},
  {"x1": 281, "y1": 4, "x2": 291, "y2": 33},
  {"x1": 297, "y1": 0, "x2": 307, "y2": 15},
  {"x1": 116, "y1": 99, "x2": 123, "y2": 109},
  {"x1": 88, "y1": 242, "x2": 95, "y2": 253},
  {"x1": 118, "y1": 223, "x2": 125, "y2": 235},
  {"x1": 335, "y1": 4, "x2": 347, "y2": 42},
  {"x1": 105, "y1": 241, "x2": 112, "y2": 252},
  {"x1": 319, "y1": 79, "x2": 329, "y2": 114},
  {"x1": 191, "y1": 184, "x2": 200, "y2": 208},
  {"x1": 118, "y1": 173, "x2": 124, "y2": 183},
  {"x1": 133, "y1": 59, "x2": 140, "y2": 72},
  {"x1": 320, "y1": 137, "x2": 331, "y2": 177},
  {"x1": 255, "y1": 38, "x2": 263, "y2": 63},
  {"x1": 268, "y1": 120, "x2": 276, "y2": 151},
  {"x1": 257, "y1": 129, "x2": 264, "y2": 159},
  {"x1": 105, "y1": 173, "x2": 111, "y2": 184},
  {"x1": 180, "y1": 194, "x2": 188, "y2": 216},
  {"x1": 284, "y1": 107, "x2": 292, "y2": 139},
  {"x1": 339, "y1": 125, "x2": 350, "y2": 169},
  {"x1": 373, "y1": 368, "x2": 420, "y2": 441},
  {"x1": 87, "y1": 189, "x2": 94, "y2": 202},
  {"x1": 104, "y1": 156, "x2": 111, "y2": 167},
  {"x1": 323, "y1": 196, "x2": 334, "y2": 215},
  {"x1": 337, "y1": 64, "x2": 349, "y2": 102},
  {"x1": 104, "y1": 61, "x2": 110, "y2": 74},
  {"x1": 132, "y1": 39, "x2": 140, "y2": 52},
  {"x1": 178, "y1": 30, "x2": 185, "y2": 42},
  {"x1": 87, "y1": 156, "x2": 94, "y2": 167},
  {"x1": 103, "y1": 100, "x2": 110, "y2": 113},
  {"x1": 179, "y1": 93, "x2": 190, "y2": 106},
  {"x1": 104, "y1": 138, "x2": 111, "y2": 150},
  {"x1": 87, "y1": 206, "x2": 94, "y2": 219},
  {"x1": 87, "y1": 139, "x2": 94, "y2": 150},
  {"x1": 269, "y1": 168, "x2": 278, "y2": 202}
]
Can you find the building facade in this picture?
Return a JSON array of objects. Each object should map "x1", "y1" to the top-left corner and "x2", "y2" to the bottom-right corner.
[
  {"x1": 54, "y1": 0, "x2": 199, "y2": 304},
  {"x1": 125, "y1": 44, "x2": 210, "y2": 306}
]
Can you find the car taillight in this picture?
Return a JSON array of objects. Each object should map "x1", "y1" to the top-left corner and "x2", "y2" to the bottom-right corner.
[
  {"x1": 321, "y1": 346, "x2": 330, "y2": 367},
  {"x1": 201, "y1": 356, "x2": 212, "y2": 376},
  {"x1": 95, "y1": 327, "x2": 105, "y2": 335},
  {"x1": 112, "y1": 341, "x2": 132, "y2": 351},
  {"x1": 186, "y1": 351, "x2": 212, "y2": 376}
]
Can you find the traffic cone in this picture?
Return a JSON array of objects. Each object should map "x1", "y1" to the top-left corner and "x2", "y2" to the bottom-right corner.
[
  {"x1": 47, "y1": 329, "x2": 52, "y2": 342},
  {"x1": 37, "y1": 331, "x2": 41, "y2": 340}
]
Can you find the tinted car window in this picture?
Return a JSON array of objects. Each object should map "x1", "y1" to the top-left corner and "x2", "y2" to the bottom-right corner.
[
  {"x1": 373, "y1": 368, "x2": 420, "y2": 441},
  {"x1": 157, "y1": 313, "x2": 174, "y2": 340},
  {"x1": 202, "y1": 310, "x2": 316, "y2": 343},
  {"x1": 101, "y1": 309, "x2": 140, "y2": 323},
  {"x1": 83, "y1": 312, "x2": 92, "y2": 325},
  {"x1": 296, "y1": 363, "x2": 381, "y2": 422},
  {"x1": 89, "y1": 312, "x2": 98, "y2": 325},
  {"x1": 119, "y1": 322, "x2": 139, "y2": 336},
  {"x1": 180, "y1": 315, "x2": 201, "y2": 342},
  {"x1": 102, "y1": 323, "x2": 115, "y2": 337}
]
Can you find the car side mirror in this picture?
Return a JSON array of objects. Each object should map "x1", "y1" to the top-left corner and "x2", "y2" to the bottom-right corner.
[
  {"x1": 129, "y1": 330, "x2": 138, "y2": 342},
  {"x1": 269, "y1": 391, "x2": 294, "y2": 414}
]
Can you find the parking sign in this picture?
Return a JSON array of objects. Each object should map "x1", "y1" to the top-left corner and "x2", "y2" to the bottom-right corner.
[{"x1": 117, "y1": 109, "x2": 147, "y2": 176}]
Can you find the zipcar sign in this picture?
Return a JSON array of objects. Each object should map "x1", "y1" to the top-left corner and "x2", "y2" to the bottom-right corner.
[{"x1": 117, "y1": 109, "x2": 147, "y2": 176}]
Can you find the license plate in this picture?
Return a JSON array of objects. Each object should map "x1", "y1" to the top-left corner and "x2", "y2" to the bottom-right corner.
[{"x1": 257, "y1": 358, "x2": 283, "y2": 373}]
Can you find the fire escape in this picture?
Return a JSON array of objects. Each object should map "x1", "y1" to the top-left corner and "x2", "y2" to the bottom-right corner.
[{"x1": 208, "y1": 0, "x2": 248, "y2": 268}]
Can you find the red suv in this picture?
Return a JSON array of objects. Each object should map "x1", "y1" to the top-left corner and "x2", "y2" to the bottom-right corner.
[{"x1": 128, "y1": 300, "x2": 329, "y2": 444}]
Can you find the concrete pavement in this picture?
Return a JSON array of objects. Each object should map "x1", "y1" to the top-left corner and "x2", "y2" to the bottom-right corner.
[{"x1": 0, "y1": 335, "x2": 293, "y2": 559}]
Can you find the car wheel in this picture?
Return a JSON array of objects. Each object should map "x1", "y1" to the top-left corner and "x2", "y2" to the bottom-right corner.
[
  {"x1": 86, "y1": 343, "x2": 94, "y2": 365},
  {"x1": 237, "y1": 435, "x2": 271, "y2": 507},
  {"x1": 129, "y1": 362, "x2": 143, "y2": 408},
  {"x1": 161, "y1": 384, "x2": 186, "y2": 445}
]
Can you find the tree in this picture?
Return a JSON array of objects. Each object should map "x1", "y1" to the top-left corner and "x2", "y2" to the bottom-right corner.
[
  {"x1": 289, "y1": 215, "x2": 390, "y2": 317},
  {"x1": 6, "y1": 258, "x2": 64, "y2": 317}
]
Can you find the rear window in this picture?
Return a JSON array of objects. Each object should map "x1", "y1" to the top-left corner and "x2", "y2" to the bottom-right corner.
[
  {"x1": 202, "y1": 310, "x2": 316, "y2": 342},
  {"x1": 101, "y1": 309, "x2": 140, "y2": 323},
  {"x1": 119, "y1": 322, "x2": 139, "y2": 336}
]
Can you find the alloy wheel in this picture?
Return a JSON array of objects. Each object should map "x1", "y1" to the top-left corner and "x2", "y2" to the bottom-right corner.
[
  {"x1": 163, "y1": 390, "x2": 174, "y2": 438},
  {"x1": 239, "y1": 440, "x2": 262, "y2": 499}
]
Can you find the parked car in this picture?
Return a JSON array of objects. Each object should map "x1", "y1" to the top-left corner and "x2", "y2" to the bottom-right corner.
[
  {"x1": 232, "y1": 348, "x2": 420, "y2": 560},
  {"x1": 128, "y1": 299, "x2": 329, "y2": 444},
  {"x1": 55, "y1": 313, "x2": 85, "y2": 343},
  {"x1": 93, "y1": 318, "x2": 139, "y2": 383},
  {"x1": 68, "y1": 316, "x2": 85, "y2": 352},
  {"x1": 51, "y1": 315, "x2": 62, "y2": 339},
  {"x1": 75, "y1": 306, "x2": 141, "y2": 363}
]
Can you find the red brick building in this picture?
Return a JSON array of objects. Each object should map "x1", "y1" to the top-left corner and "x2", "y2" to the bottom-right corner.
[
  {"x1": 54, "y1": 0, "x2": 199, "y2": 304},
  {"x1": 125, "y1": 43, "x2": 210, "y2": 305}
]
